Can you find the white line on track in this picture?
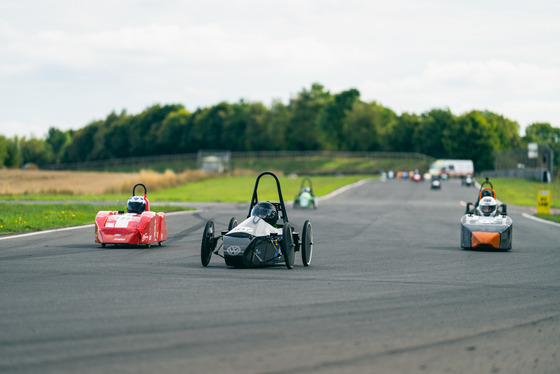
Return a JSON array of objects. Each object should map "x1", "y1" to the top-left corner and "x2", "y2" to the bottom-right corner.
[
  {"x1": 318, "y1": 179, "x2": 372, "y2": 202},
  {"x1": 522, "y1": 213, "x2": 560, "y2": 227},
  {"x1": 0, "y1": 224, "x2": 95, "y2": 241},
  {"x1": 0, "y1": 210, "x2": 196, "y2": 241}
]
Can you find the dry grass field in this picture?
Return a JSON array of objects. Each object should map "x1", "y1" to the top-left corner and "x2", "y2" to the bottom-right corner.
[{"x1": 0, "y1": 169, "x2": 210, "y2": 195}]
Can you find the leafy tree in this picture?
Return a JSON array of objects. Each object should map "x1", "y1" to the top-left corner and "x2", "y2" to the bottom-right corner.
[
  {"x1": 104, "y1": 113, "x2": 132, "y2": 159},
  {"x1": 342, "y1": 101, "x2": 384, "y2": 151},
  {"x1": 62, "y1": 122, "x2": 102, "y2": 162},
  {"x1": 481, "y1": 111, "x2": 522, "y2": 150},
  {"x1": 443, "y1": 111, "x2": 498, "y2": 171},
  {"x1": 20, "y1": 137, "x2": 54, "y2": 166},
  {"x1": 156, "y1": 108, "x2": 191, "y2": 153},
  {"x1": 388, "y1": 112, "x2": 421, "y2": 152},
  {"x1": 268, "y1": 99, "x2": 289, "y2": 151},
  {"x1": 222, "y1": 100, "x2": 249, "y2": 152},
  {"x1": 127, "y1": 104, "x2": 184, "y2": 156},
  {"x1": 243, "y1": 102, "x2": 273, "y2": 151},
  {"x1": 4, "y1": 137, "x2": 22, "y2": 167},
  {"x1": 0, "y1": 136, "x2": 8, "y2": 166},
  {"x1": 318, "y1": 88, "x2": 360, "y2": 150},
  {"x1": 45, "y1": 127, "x2": 71, "y2": 163},
  {"x1": 284, "y1": 83, "x2": 330, "y2": 150},
  {"x1": 414, "y1": 109, "x2": 455, "y2": 158}
]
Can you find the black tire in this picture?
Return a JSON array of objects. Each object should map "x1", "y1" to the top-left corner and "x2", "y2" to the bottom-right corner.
[
  {"x1": 101, "y1": 243, "x2": 106, "y2": 248},
  {"x1": 201, "y1": 221, "x2": 215, "y2": 267},
  {"x1": 301, "y1": 220, "x2": 313, "y2": 266},
  {"x1": 227, "y1": 217, "x2": 238, "y2": 231},
  {"x1": 282, "y1": 224, "x2": 295, "y2": 269}
]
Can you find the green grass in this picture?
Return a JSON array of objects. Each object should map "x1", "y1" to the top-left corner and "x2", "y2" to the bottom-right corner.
[
  {"x1": 0, "y1": 175, "x2": 371, "y2": 203},
  {"x1": 0, "y1": 175, "x2": 367, "y2": 234},
  {"x1": 0, "y1": 204, "x2": 192, "y2": 235},
  {"x1": 535, "y1": 214, "x2": 560, "y2": 223},
  {"x1": 480, "y1": 177, "x2": 560, "y2": 224},
  {"x1": 149, "y1": 175, "x2": 371, "y2": 202},
  {"x1": 0, "y1": 192, "x2": 130, "y2": 202},
  {"x1": 482, "y1": 177, "x2": 559, "y2": 209}
]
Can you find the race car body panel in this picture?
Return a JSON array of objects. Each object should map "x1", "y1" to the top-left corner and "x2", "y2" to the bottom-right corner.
[
  {"x1": 460, "y1": 214, "x2": 512, "y2": 250},
  {"x1": 294, "y1": 177, "x2": 317, "y2": 209},
  {"x1": 223, "y1": 216, "x2": 283, "y2": 267},
  {"x1": 95, "y1": 211, "x2": 167, "y2": 245},
  {"x1": 295, "y1": 191, "x2": 316, "y2": 208},
  {"x1": 94, "y1": 183, "x2": 167, "y2": 247}
]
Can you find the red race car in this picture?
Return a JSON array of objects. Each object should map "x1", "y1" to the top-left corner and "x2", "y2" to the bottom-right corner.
[{"x1": 95, "y1": 183, "x2": 167, "y2": 248}]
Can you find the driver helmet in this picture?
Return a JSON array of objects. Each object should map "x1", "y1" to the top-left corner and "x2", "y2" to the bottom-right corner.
[
  {"x1": 127, "y1": 196, "x2": 147, "y2": 214},
  {"x1": 251, "y1": 201, "x2": 278, "y2": 225},
  {"x1": 303, "y1": 187, "x2": 311, "y2": 193},
  {"x1": 478, "y1": 197, "x2": 497, "y2": 217}
]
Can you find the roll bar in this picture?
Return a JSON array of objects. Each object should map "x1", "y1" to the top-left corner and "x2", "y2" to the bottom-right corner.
[{"x1": 247, "y1": 172, "x2": 289, "y2": 223}]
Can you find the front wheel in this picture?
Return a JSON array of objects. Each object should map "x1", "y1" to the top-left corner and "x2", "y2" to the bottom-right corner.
[
  {"x1": 282, "y1": 224, "x2": 295, "y2": 269},
  {"x1": 301, "y1": 220, "x2": 313, "y2": 266},
  {"x1": 227, "y1": 217, "x2": 238, "y2": 231},
  {"x1": 201, "y1": 221, "x2": 215, "y2": 267}
]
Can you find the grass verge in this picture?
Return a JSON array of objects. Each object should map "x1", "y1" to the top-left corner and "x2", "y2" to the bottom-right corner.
[
  {"x1": 486, "y1": 177, "x2": 559, "y2": 208},
  {"x1": 481, "y1": 177, "x2": 560, "y2": 223},
  {"x1": 149, "y1": 175, "x2": 371, "y2": 202},
  {"x1": 0, "y1": 175, "x2": 371, "y2": 202},
  {"x1": 535, "y1": 214, "x2": 560, "y2": 224},
  {"x1": 0, "y1": 204, "x2": 192, "y2": 235}
]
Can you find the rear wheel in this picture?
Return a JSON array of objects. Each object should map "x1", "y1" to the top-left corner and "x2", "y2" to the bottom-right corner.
[
  {"x1": 227, "y1": 217, "x2": 238, "y2": 231},
  {"x1": 282, "y1": 224, "x2": 295, "y2": 269},
  {"x1": 201, "y1": 221, "x2": 215, "y2": 267},
  {"x1": 301, "y1": 220, "x2": 313, "y2": 266}
]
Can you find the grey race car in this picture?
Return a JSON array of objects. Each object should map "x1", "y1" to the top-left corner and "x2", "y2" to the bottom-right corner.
[
  {"x1": 200, "y1": 171, "x2": 313, "y2": 269},
  {"x1": 460, "y1": 178, "x2": 513, "y2": 251}
]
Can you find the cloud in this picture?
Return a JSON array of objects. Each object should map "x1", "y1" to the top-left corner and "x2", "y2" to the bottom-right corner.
[{"x1": 360, "y1": 60, "x2": 560, "y2": 130}]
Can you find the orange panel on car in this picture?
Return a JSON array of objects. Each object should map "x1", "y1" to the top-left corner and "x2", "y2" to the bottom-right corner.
[{"x1": 472, "y1": 232, "x2": 500, "y2": 248}]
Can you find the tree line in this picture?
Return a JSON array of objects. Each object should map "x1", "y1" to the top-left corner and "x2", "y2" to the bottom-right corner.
[{"x1": 1, "y1": 83, "x2": 558, "y2": 172}]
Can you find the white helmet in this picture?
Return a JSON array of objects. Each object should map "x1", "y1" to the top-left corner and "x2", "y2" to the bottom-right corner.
[{"x1": 478, "y1": 197, "x2": 497, "y2": 217}]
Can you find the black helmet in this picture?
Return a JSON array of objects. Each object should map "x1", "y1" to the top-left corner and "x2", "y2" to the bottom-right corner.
[
  {"x1": 251, "y1": 201, "x2": 278, "y2": 225},
  {"x1": 127, "y1": 196, "x2": 147, "y2": 214}
]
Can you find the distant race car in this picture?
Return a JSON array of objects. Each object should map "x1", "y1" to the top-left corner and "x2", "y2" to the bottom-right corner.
[
  {"x1": 461, "y1": 174, "x2": 474, "y2": 187},
  {"x1": 201, "y1": 171, "x2": 313, "y2": 269},
  {"x1": 95, "y1": 183, "x2": 167, "y2": 248},
  {"x1": 460, "y1": 178, "x2": 512, "y2": 251},
  {"x1": 293, "y1": 177, "x2": 318, "y2": 209},
  {"x1": 431, "y1": 176, "x2": 442, "y2": 189}
]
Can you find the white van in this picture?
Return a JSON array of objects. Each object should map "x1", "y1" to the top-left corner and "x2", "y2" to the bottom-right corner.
[{"x1": 429, "y1": 159, "x2": 474, "y2": 178}]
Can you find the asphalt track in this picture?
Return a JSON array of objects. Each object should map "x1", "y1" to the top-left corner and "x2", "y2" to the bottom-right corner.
[{"x1": 1, "y1": 178, "x2": 559, "y2": 374}]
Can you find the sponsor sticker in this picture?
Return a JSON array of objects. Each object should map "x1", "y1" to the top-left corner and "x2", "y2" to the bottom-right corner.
[
  {"x1": 226, "y1": 246, "x2": 241, "y2": 255},
  {"x1": 232, "y1": 226, "x2": 253, "y2": 233}
]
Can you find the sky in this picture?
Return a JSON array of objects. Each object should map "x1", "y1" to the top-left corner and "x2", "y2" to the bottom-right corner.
[{"x1": 1, "y1": 0, "x2": 559, "y2": 139}]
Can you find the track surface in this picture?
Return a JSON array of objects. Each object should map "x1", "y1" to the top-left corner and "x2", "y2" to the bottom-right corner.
[{"x1": 1, "y1": 179, "x2": 559, "y2": 374}]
